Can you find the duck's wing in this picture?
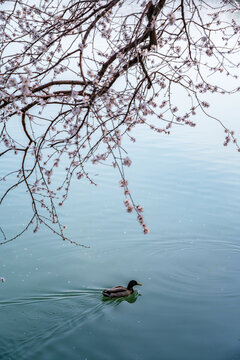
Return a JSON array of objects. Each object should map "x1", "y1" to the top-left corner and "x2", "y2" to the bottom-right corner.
[
  {"x1": 105, "y1": 286, "x2": 125, "y2": 293},
  {"x1": 102, "y1": 286, "x2": 128, "y2": 297}
]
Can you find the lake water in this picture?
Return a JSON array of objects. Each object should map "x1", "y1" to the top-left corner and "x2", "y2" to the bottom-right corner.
[{"x1": 1, "y1": 88, "x2": 240, "y2": 360}]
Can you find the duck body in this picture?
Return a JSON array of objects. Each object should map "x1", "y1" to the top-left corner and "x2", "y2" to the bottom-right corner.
[{"x1": 102, "y1": 280, "x2": 142, "y2": 298}]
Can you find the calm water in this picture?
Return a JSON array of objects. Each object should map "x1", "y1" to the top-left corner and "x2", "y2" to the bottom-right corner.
[{"x1": 1, "y1": 91, "x2": 240, "y2": 360}]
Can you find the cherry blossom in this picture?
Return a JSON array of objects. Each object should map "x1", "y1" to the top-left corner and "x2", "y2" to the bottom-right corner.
[{"x1": 0, "y1": 0, "x2": 239, "y2": 245}]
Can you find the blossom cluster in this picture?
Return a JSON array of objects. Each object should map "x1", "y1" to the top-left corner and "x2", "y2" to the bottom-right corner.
[{"x1": 0, "y1": 0, "x2": 239, "y2": 244}]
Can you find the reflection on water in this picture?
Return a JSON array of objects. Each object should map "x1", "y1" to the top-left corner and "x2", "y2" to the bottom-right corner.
[{"x1": 102, "y1": 290, "x2": 141, "y2": 304}]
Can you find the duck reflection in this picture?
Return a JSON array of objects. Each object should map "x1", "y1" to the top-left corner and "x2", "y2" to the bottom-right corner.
[{"x1": 102, "y1": 290, "x2": 141, "y2": 304}]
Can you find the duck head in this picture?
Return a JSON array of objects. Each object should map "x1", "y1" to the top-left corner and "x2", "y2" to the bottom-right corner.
[{"x1": 127, "y1": 280, "x2": 142, "y2": 290}]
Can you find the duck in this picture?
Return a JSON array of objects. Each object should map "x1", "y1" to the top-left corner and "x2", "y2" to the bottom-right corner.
[{"x1": 102, "y1": 280, "x2": 142, "y2": 298}]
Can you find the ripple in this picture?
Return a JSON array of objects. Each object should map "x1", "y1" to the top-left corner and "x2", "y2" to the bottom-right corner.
[
  {"x1": 0, "y1": 288, "x2": 105, "y2": 359},
  {"x1": 0, "y1": 288, "x2": 102, "y2": 306},
  {"x1": 155, "y1": 237, "x2": 240, "y2": 300}
]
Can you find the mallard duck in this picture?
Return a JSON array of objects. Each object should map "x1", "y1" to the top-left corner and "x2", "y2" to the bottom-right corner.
[{"x1": 102, "y1": 280, "x2": 142, "y2": 298}]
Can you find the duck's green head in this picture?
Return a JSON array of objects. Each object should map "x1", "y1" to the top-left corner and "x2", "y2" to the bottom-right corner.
[{"x1": 127, "y1": 280, "x2": 142, "y2": 289}]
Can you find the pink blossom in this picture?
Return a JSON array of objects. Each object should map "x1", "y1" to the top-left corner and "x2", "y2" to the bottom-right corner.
[
  {"x1": 138, "y1": 214, "x2": 144, "y2": 224},
  {"x1": 206, "y1": 48, "x2": 213, "y2": 56},
  {"x1": 167, "y1": 13, "x2": 176, "y2": 25},
  {"x1": 143, "y1": 227, "x2": 149, "y2": 234},
  {"x1": 1, "y1": 277, "x2": 5, "y2": 283},
  {"x1": 201, "y1": 101, "x2": 210, "y2": 108},
  {"x1": 137, "y1": 205, "x2": 144, "y2": 212},
  {"x1": 120, "y1": 179, "x2": 128, "y2": 187},
  {"x1": 123, "y1": 157, "x2": 132, "y2": 167},
  {"x1": 124, "y1": 199, "x2": 131, "y2": 206},
  {"x1": 71, "y1": 90, "x2": 78, "y2": 99},
  {"x1": 77, "y1": 172, "x2": 84, "y2": 179}
]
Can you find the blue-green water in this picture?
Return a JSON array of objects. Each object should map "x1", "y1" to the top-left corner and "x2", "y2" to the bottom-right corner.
[{"x1": 1, "y1": 98, "x2": 240, "y2": 360}]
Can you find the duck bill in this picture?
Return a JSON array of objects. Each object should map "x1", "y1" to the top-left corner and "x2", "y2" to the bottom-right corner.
[{"x1": 137, "y1": 283, "x2": 142, "y2": 286}]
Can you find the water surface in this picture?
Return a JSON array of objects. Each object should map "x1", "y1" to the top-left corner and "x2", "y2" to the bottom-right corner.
[{"x1": 1, "y1": 93, "x2": 240, "y2": 360}]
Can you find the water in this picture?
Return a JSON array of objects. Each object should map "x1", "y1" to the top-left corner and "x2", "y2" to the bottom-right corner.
[{"x1": 1, "y1": 92, "x2": 240, "y2": 360}]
